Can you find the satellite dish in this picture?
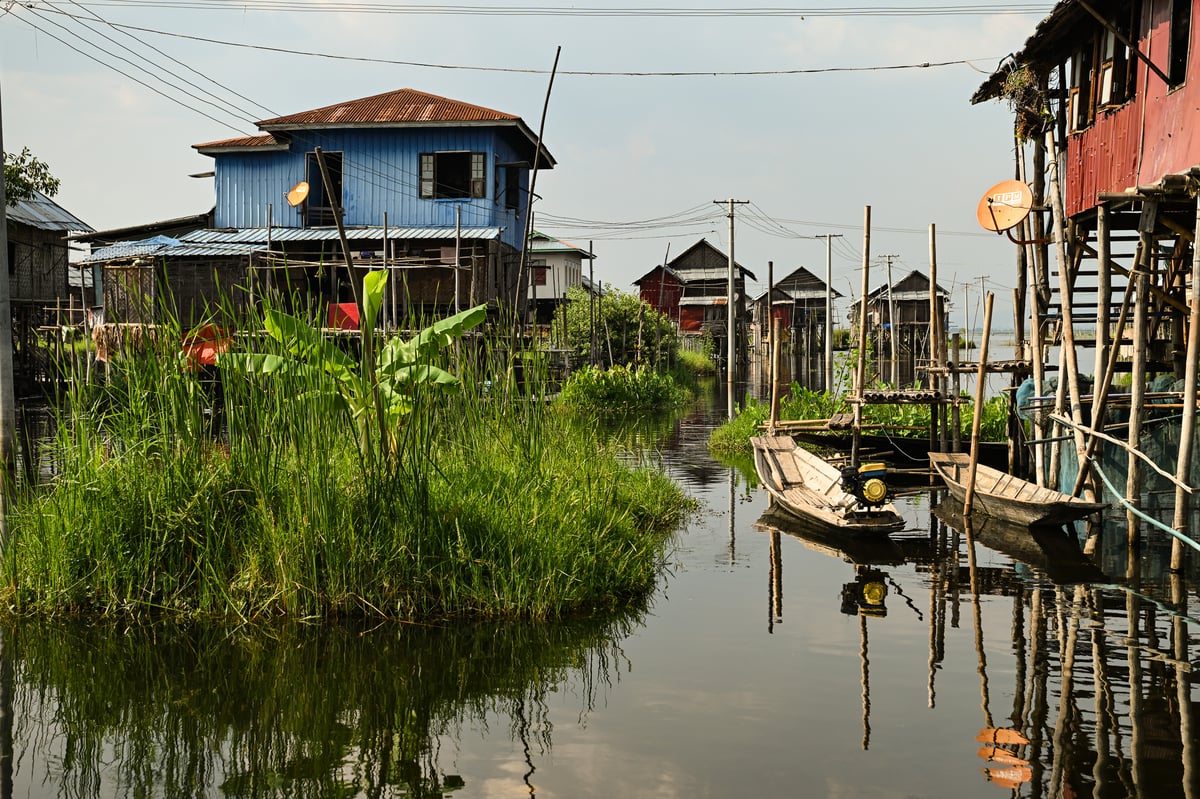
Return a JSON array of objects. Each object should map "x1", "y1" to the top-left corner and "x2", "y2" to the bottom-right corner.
[
  {"x1": 285, "y1": 181, "x2": 310, "y2": 207},
  {"x1": 976, "y1": 180, "x2": 1034, "y2": 233}
]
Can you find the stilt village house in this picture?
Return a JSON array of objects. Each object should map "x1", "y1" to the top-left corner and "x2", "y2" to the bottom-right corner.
[
  {"x1": 526, "y1": 230, "x2": 593, "y2": 325},
  {"x1": 5, "y1": 190, "x2": 93, "y2": 392},
  {"x1": 850, "y1": 270, "x2": 950, "y2": 389},
  {"x1": 633, "y1": 238, "x2": 756, "y2": 336},
  {"x1": 751, "y1": 266, "x2": 842, "y2": 391},
  {"x1": 79, "y1": 88, "x2": 554, "y2": 327},
  {"x1": 972, "y1": 0, "x2": 1200, "y2": 544}
]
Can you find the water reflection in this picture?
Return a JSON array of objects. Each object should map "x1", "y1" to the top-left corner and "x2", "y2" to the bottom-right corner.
[
  {"x1": 756, "y1": 497, "x2": 1199, "y2": 798},
  {"x1": 2, "y1": 610, "x2": 644, "y2": 798}
]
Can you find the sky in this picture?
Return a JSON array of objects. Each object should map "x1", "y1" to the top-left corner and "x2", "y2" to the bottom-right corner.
[{"x1": 0, "y1": 0, "x2": 1057, "y2": 332}]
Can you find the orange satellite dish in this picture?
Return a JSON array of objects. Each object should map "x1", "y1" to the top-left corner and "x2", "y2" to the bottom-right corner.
[
  {"x1": 977, "y1": 180, "x2": 1034, "y2": 233},
  {"x1": 285, "y1": 181, "x2": 310, "y2": 207}
]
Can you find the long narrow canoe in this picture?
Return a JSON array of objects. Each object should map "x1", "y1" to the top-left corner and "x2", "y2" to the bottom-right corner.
[
  {"x1": 751, "y1": 435, "x2": 905, "y2": 535},
  {"x1": 928, "y1": 452, "x2": 1107, "y2": 526}
]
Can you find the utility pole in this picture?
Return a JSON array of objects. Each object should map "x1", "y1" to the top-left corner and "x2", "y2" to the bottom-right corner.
[
  {"x1": 714, "y1": 198, "x2": 749, "y2": 419},
  {"x1": 816, "y1": 234, "x2": 843, "y2": 393},
  {"x1": 881, "y1": 254, "x2": 899, "y2": 385}
]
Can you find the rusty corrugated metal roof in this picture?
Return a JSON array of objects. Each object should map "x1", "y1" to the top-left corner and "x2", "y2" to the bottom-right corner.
[
  {"x1": 193, "y1": 133, "x2": 285, "y2": 151},
  {"x1": 257, "y1": 88, "x2": 519, "y2": 128},
  {"x1": 971, "y1": 0, "x2": 1086, "y2": 104}
]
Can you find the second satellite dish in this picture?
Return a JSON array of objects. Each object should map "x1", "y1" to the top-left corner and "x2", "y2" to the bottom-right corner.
[
  {"x1": 285, "y1": 181, "x2": 310, "y2": 207},
  {"x1": 977, "y1": 180, "x2": 1034, "y2": 233}
]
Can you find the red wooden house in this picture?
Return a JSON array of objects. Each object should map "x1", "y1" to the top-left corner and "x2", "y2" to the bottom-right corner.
[
  {"x1": 973, "y1": 0, "x2": 1200, "y2": 489},
  {"x1": 633, "y1": 239, "x2": 756, "y2": 335}
]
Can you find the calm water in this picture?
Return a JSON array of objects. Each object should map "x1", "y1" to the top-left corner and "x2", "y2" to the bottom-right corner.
[{"x1": 1, "y1": 394, "x2": 1197, "y2": 798}]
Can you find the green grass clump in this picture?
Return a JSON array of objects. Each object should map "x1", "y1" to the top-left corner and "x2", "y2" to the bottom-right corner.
[
  {"x1": 558, "y1": 364, "x2": 689, "y2": 413},
  {"x1": 2, "y1": 301, "x2": 692, "y2": 622},
  {"x1": 707, "y1": 401, "x2": 769, "y2": 456},
  {"x1": 674, "y1": 348, "x2": 717, "y2": 377}
]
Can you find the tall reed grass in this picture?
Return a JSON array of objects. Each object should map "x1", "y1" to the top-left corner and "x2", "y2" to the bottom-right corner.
[{"x1": 3, "y1": 283, "x2": 691, "y2": 621}]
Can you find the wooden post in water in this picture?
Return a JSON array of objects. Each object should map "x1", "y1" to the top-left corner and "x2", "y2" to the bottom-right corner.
[
  {"x1": 928, "y1": 225, "x2": 941, "y2": 461},
  {"x1": 770, "y1": 317, "x2": 783, "y2": 435},
  {"x1": 853, "y1": 206, "x2": 872, "y2": 468},
  {"x1": 1127, "y1": 231, "x2": 1152, "y2": 542},
  {"x1": 951, "y1": 333, "x2": 962, "y2": 453},
  {"x1": 1170, "y1": 196, "x2": 1200, "y2": 572},
  {"x1": 963, "y1": 292, "x2": 994, "y2": 517},
  {"x1": 1045, "y1": 131, "x2": 1092, "y2": 495}
]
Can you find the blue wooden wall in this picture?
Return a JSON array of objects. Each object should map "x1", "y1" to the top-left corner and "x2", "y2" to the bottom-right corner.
[{"x1": 211, "y1": 127, "x2": 530, "y2": 250}]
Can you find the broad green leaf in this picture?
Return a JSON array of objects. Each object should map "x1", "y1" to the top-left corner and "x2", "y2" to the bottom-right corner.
[{"x1": 362, "y1": 270, "x2": 388, "y2": 332}]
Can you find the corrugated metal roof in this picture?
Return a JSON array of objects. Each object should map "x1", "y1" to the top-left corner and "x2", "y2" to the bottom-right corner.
[
  {"x1": 972, "y1": 0, "x2": 1076, "y2": 104},
  {"x1": 185, "y1": 226, "x2": 501, "y2": 243},
  {"x1": 257, "y1": 88, "x2": 519, "y2": 128},
  {"x1": 81, "y1": 226, "x2": 502, "y2": 263},
  {"x1": 192, "y1": 133, "x2": 287, "y2": 151},
  {"x1": 6, "y1": 190, "x2": 93, "y2": 232}
]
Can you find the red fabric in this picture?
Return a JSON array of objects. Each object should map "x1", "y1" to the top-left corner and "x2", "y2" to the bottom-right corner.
[
  {"x1": 328, "y1": 303, "x2": 360, "y2": 330},
  {"x1": 182, "y1": 325, "x2": 232, "y2": 368}
]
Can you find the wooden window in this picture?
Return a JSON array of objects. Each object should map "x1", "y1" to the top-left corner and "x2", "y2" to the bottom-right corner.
[
  {"x1": 1069, "y1": 43, "x2": 1095, "y2": 130},
  {"x1": 304, "y1": 151, "x2": 342, "y2": 227},
  {"x1": 419, "y1": 151, "x2": 486, "y2": 199},
  {"x1": 1169, "y1": 0, "x2": 1190, "y2": 88},
  {"x1": 531, "y1": 259, "x2": 548, "y2": 287},
  {"x1": 504, "y1": 167, "x2": 521, "y2": 210}
]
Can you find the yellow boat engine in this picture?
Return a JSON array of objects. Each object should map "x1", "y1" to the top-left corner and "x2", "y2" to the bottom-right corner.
[{"x1": 840, "y1": 462, "x2": 890, "y2": 508}]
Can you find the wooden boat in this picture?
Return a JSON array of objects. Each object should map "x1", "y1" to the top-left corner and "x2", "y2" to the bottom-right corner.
[
  {"x1": 928, "y1": 451, "x2": 1107, "y2": 526},
  {"x1": 751, "y1": 435, "x2": 905, "y2": 534}
]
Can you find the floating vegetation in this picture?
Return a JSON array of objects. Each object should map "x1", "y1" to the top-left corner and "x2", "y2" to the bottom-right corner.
[{"x1": 2, "y1": 272, "x2": 691, "y2": 622}]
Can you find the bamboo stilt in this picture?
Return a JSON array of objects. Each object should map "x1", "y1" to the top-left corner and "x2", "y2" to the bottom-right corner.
[
  {"x1": 769, "y1": 316, "x2": 782, "y2": 434},
  {"x1": 1127, "y1": 234, "x2": 1152, "y2": 543},
  {"x1": 1045, "y1": 130, "x2": 1093, "y2": 498},
  {"x1": 963, "y1": 292, "x2": 994, "y2": 516},
  {"x1": 951, "y1": 333, "x2": 962, "y2": 453},
  {"x1": 1170, "y1": 197, "x2": 1200, "y2": 572}
]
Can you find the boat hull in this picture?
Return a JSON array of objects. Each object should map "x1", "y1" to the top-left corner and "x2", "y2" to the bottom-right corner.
[
  {"x1": 752, "y1": 435, "x2": 905, "y2": 535},
  {"x1": 929, "y1": 452, "x2": 1107, "y2": 526}
]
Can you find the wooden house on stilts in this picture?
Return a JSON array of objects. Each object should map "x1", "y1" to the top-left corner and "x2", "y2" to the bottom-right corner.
[
  {"x1": 751, "y1": 266, "x2": 842, "y2": 391},
  {"x1": 849, "y1": 270, "x2": 949, "y2": 389},
  {"x1": 972, "y1": 0, "x2": 1200, "y2": 565}
]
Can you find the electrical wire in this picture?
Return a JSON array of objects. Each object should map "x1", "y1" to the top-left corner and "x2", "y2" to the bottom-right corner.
[
  {"x1": 29, "y1": 6, "x2": 1009, "y2": 78},
  {"x1": 36, "y1": 1, "x2": 1057, "y2": 18}
]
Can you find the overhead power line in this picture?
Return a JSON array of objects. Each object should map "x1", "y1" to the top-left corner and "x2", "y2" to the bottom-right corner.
[
  {"x1": 28, "y1": 7, "x2": 1005, "y2": 77},
  {"x1": 27, "y1": 2, "x2": 1056, "y2": 18}
]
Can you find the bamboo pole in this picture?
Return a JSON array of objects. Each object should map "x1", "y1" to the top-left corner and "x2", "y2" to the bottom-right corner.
[
  {"x1": 1127, "y1": 238, "x2": 1152, "y2": 542},
  {"x1": 928, "y1": 225, "x2": 941, "y2": 460},
  {"x1": 1045, "y1": 130, "x2": 1092, "y2": 497},
  {"x1": 853, "y1": 205, "x2": 871, "y2": 468},
  {"x1": 962, "y1": 292, "x2": 994, "y2": 516},
  {"x1": 769, "y1": 316, "x2": 782, "y2": 434},
  {"x1": 1094, "y1": 205, "x2": 1112, "y2": 394},
  {"x1": 1169, "y1": 197, "x2": 1200, "y2": 571},
  {"x1": 951, "y1": 333, "x2": 962, "y2": 453}
]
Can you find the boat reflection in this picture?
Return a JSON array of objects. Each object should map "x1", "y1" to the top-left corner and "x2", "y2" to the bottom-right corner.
[{"x1": 757, "y1": 495, "x2": 1200, "y2": 798}]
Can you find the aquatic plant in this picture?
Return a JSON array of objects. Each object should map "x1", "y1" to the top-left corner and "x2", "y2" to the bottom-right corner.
[
  {"x1": 557, "y1": 364, "x2": 689, "y2": 413},
  {"x1": 2, "y1": 274, "x2": 691, "y2": 622}
]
